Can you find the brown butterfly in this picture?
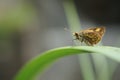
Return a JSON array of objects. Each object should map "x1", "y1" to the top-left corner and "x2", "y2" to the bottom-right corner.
[{"x1": 73, "y1": 27, "x2": 105, "y2": 46}]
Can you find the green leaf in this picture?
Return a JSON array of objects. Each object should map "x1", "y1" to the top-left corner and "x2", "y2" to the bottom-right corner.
[{"x1": 14, "y1": 46, "x2": 120, "y2": 80}]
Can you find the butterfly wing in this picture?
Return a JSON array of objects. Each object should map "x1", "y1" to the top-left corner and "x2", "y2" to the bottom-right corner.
[
  {"x1": 82, "y1": 31, "x2": 101, "y2": 46},
  {"x1": 78, "y1": 27, "x2": 105, "y2": 46},
  {"x1": 86, "y1": 27, "x2": 105, "y2": 36}
]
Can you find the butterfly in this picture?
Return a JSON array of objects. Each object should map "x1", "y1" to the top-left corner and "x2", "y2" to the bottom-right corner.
[{"x1": 73, "y1": 27, "x2": 105, "y2": 46}]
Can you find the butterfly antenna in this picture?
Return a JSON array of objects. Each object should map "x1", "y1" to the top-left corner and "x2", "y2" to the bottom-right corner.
[
  {"x1": 64, "y1": 27, "x2": 73, "y2": 34},
  {"x1": 64, "y1": 27, "x2": 76, "y2": 46}
]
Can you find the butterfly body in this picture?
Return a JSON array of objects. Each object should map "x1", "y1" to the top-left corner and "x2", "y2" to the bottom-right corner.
[{"x1": 73, "y1": 27, "x2": 105, "y2": 46}]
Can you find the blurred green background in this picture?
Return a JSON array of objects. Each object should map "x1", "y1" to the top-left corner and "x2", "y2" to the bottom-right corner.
[{"x1": 0, "y1": 0, "x2": 120, "y2": 80}]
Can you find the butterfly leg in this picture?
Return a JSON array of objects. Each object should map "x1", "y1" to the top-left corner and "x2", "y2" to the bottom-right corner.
[
  {"x1": 84, "y1": 39, "x2": 92, "y2": 46},
  {"x1": 80, "y1": 37, "x2": 84, "y2": 46},
  {"x1": 71, "y1": 39, "x2": 77, "y2": 46}
]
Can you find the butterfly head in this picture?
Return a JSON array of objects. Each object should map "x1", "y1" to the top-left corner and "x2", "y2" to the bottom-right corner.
[
  {"x1": 73, "y1": 32, "x2": 78, "y2": 37},
  {"x1": 73, "y1": 32, "x2": 82, "y2": 39}
]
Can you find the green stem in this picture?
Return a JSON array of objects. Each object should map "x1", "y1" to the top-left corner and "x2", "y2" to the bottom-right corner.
[{"x1": 63, "y1": 1, "x2": 95, "y2": 80}]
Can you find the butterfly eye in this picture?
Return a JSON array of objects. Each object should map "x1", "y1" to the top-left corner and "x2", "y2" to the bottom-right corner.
[{"x1": 73, "y1": 32, "x2": 78, "y2": 36}]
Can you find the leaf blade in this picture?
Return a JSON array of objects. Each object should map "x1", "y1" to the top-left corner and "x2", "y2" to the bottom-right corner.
[{"x1": 14, "y1": 46, "x2": 120, "y2": 80}]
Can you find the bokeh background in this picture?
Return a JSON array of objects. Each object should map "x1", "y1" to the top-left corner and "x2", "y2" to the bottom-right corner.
[{"x1": 0, "y1": 0, "x2": 120, "y2": 80}]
